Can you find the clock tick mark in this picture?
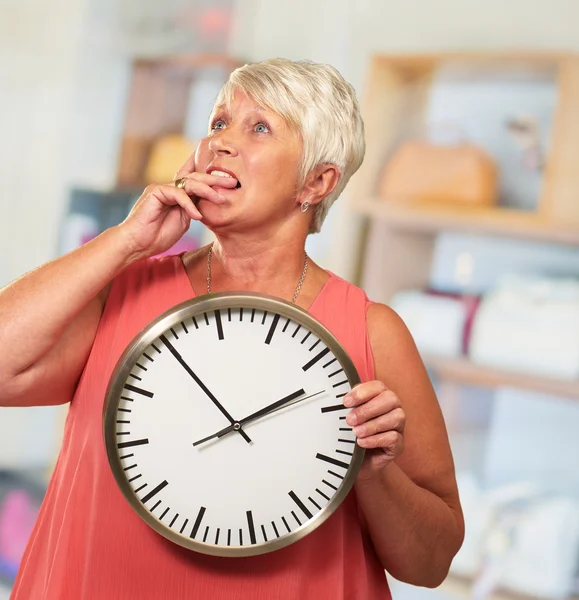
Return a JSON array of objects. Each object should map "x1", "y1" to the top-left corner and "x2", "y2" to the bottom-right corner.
[
  {"x1": 151, "y1": 500, "x2": 161, "y2": 512},
  {"x1": 169, "y1": 514, "x2": 179, "y2": 528},
  {"x1": 170, "y1": 327, "x2": 179, "y2": 340},
  {"x1": 203, "y1": 526, "x2": 209, "y2": 542},
  {"x1": 289, "y1": 491, "x2": 313, "y2": 519},
  {"x1": 190, "y1": 506, "x2": 206, "y2": 539},
  {"x1": 151, "y1": 343, "x2": 161, "y2": 354},
  {"x1": 316, "y1": 453, "x2": 349, "y2": 470},
  {"x1": 141, "y1": 480, "x2": 168, "y2": 504},
  {"x1": 291, "y1": 511, "x2": 302, "y2": 526},
  {"x1": 215, "y1": 528, "x2": 220, "y2": 544},
  {"x1": 322, "y1": 479, "x2": 338, "y2": 491},
  {"x1": 179, "y1": 519, "x2": 189, "y2": 534},
  {"x1": 332, "y1": 380, "x2": 349, "y2": 389},
  {"x1": 181, "y1": 321, "x2": 188, "y2": 334},
  {"x1": 292, "y1": 324, "x2": 302, "y2": 338},
  {"x1": 136, "y1": 362, "x2": 148, "y2": 372},
  {"x1": 336, "y1": 449, "x2": 353, "y2": 457},
  {"x1": 321, "y1": 403, "x2": 348, "y2": 413},
  {"x1": 134, "y1": 483, "x2": 147, "y2": 494},
  {"x1": 316, "y1": 488, "x2": 330, "y2": 501},
  {"x1": 246, "y1": 510, "x2": 257, "y2": 544},
  {"x1": 282, "y1": 318, "x2": 291, "y2": 332},
  {"x1": 301, "y1": 331, "x2": 312, "y2": 344},
  {"x1": 261, "y1": 524, "x2": 268, "y2": 542},
  {"x1": 160, "y1": 507, "x2": 170, "y2": 521},
  {"x1": 143, "y1": 352, "x2": 154, "y2": 363},
  {"x1": 117, "y1": 438, "x2": 149, "y2": 449},
  {"x1": 261, "y1": 310, "x2": 268, "y2": 325},
  {"x1": 323, "y1": 357, "x2": 338, "y2": 369},
  {"x1": 282, "y1": 516, "x2": 291, "y2": 533},
  {"x1": 309, "y1": 496, "x2": 322, "y2": 510},
  {"x1": 214, "y1": 310, "x2": 224, "y2": 340},
  {"x1": 272, "y1": 521, "x2": 280, "y2": 538},
  {"x1": 124, "y1": 383, "x2": 154, "y2": 398},
  {"x1": 265, "y1": 314, "x2": 280, "y2": 345},
  {"x1": 128, "y1": 474, "x2": 142, "y2": 483},
  {"x1": 302, "y1": 347, "x2": 330, "y2": 371},
  {"x1": 192, "y1": 316, "x2": 199, "y2": 329},
  {"x1": 328, "y1": 470, "x2": 344, "y2": 480},
  {"x1": 309, "y1": 339, "x2": 321, "y2": 351}
]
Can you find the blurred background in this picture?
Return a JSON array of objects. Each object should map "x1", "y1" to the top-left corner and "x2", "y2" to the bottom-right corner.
[{"x1": 2, "y1": 0, "x2": 579, "y2": 598}]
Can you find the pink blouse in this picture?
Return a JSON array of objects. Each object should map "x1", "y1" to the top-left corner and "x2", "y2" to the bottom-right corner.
[{"x1": 12, "y1": 254, "x2": 391, "y2": 599}]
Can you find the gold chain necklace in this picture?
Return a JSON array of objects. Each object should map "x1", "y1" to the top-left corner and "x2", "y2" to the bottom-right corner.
[{"x1": 206, "y1": 243, "x2": 309, "y2": 304}]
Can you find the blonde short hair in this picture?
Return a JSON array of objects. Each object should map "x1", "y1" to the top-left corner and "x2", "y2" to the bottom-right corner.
[{"x1": 213, "y1": 58, "x2": 366, "y2": 233}]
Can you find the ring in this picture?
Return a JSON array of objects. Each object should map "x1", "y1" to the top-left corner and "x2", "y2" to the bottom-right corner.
[{"x1": 174, "y1": 177, "x2": 187, "y2": 189}]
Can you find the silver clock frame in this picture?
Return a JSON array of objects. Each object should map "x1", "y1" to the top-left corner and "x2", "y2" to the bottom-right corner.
[{"x1": 103, "y1": 292, "x2": 364, "y2": 557}]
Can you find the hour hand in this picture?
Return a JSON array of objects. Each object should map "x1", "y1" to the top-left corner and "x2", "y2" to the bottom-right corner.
[{"x1": 193, "y1": 389, "x2": 325, "y2": 447}]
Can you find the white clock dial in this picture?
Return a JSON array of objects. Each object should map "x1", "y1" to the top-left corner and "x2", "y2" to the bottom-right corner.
[{"x1": 104, "y1": 293, "x2": 363, "y2": 557}]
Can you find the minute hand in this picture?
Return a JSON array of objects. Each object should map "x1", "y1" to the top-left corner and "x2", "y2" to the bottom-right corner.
[
  {"x1": 160, "y1": 334, "x2": 251, "y2": 444},
  {"x1": 193, "y1": 389, "x2": 325, "y2": 447}
]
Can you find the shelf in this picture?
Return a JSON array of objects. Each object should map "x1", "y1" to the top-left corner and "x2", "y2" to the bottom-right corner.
[
  {"x1": 424, "y1": 354, "x2": 579, "y2": 400},
  {"x1": 441, "y1": 574, "x2": 579, "y2": 600},
  {"x1": 355, "y1": 199, "x2": 579, "y2": 246}
]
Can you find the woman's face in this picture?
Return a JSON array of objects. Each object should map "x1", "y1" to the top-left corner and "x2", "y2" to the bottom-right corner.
[{"x1": 193, "y1": 90, "x2": 304, "y2": 233}]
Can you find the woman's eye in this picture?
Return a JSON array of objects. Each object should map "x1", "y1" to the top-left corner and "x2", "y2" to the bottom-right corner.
[
  {"x1": 211, "y1": 120, "x2": 226, "y2": 131},
  {"x1": 254, "y1": 122, "x2": 270, "y2": 134}
]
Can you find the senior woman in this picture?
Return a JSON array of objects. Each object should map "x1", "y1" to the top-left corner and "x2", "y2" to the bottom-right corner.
[{"x1": 1, "y1": 59, "x2": 463, "y2": 599}]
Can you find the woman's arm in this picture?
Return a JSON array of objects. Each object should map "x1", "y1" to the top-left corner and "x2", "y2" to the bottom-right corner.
[
  {"x1": 351, "y1": 303, "x2": 464, "y2": 587},
  {"x1": 0, "y1": 171, "x2": 227, "y2": 407},
  {"x1": 0, "y1": 226, "x2": 136, "y2": 407}
]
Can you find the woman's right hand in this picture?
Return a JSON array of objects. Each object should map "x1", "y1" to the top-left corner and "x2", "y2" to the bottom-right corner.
[{"x1": 120, "y1": 163, "x2": 236, "y2": 261}]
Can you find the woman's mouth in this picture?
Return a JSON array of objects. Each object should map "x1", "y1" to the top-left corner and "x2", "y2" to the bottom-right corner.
[{"x1": 208, "y1": 169, "x2": 241, "y2": 189}]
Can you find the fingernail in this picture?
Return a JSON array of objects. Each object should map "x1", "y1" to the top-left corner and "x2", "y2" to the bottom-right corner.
[
  {"x1": 343, "y1": 395, "x2": 353, "y2": 407},
  {"x1": 346, "y1": 412, "x2": 357, "y2": 425},
  {"x1": 353, "y1": 425, "x2": 364, "y2": 436}
]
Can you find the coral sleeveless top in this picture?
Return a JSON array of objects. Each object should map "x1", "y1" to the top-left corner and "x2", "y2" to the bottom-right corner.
[{"x1": 12, "y1": 255, "x2": 391, "y2": 600}]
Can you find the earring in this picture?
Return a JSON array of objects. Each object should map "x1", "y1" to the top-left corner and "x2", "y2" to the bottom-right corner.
[{"x1": 300, "y1": 202, "x2": 310, "y2": 213}]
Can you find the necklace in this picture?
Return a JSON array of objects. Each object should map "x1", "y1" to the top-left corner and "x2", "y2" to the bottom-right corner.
[{"x1": 206, "y1": 243, "x2": 309, "y2": 304}]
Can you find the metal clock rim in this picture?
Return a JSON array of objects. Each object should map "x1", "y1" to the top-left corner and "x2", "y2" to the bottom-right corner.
[{"x1": 103, "y1": 291, "x2": 365, "y2": 558}]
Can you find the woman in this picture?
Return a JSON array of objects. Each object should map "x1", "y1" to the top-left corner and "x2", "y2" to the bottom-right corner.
[{"x1": 0, "y1": 58, "x2": 463, "y2": 599}]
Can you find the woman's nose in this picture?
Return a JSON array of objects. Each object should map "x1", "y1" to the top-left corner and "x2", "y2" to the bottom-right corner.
[{"x1": 208, "y1": 131, "x2": 239, "y2": 157}]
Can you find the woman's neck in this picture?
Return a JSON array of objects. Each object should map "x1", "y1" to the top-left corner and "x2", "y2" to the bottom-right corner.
[{"x1": 209, "y1": 236, "x2": 308, "y2": 295}]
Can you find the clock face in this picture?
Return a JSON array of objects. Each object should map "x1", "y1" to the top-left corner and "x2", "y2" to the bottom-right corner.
[{"x1": 103, "y1": 293, "x2": 363, "y2": 557}]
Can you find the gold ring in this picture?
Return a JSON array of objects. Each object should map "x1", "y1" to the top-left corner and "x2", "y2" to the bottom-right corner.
[{"x1": 174, "y1": 177, "x2": 187, "y2": 189}]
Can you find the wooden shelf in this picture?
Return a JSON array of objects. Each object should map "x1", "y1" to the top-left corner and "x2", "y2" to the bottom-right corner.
[
  {"x1": 356, "y1": 198, "x2": 579, "y2": 246},
  {"x1": 441, "y1": 574, "x2": 579, "y2": 600},
  {"x1": 424, "y1": 354, "x2": 579, "y2": 400}
]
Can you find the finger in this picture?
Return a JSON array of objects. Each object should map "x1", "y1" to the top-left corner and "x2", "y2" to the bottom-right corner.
[
  {"x1": 345, "y1": 391, "x2": 400, "y2": 426},
  {"x1": 357, "y1": 431, "x2": 404, "y2": 455},
  {"x1": 174, "y1": 151, "x2": 197, "y2": 180},
  {"x1": 150, "y1": 185, "x2": 203, "y2": 220},
  {"x1": 174, "y1": 175, "x2": 237, "y2": 204},
  {"x1": 344, "y1": 381, "x2": 389, "y2": 407},
  {"x1": 351, "y1": 408, "x2": 406, "y2": 438}
]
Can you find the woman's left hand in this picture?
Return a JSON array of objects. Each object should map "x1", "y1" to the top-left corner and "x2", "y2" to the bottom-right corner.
[{"x1": 344, "y1": 380, "x2": 406, "y2": 472}]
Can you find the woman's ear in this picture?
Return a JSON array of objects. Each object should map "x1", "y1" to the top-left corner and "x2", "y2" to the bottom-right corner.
[{"x1": 298, "y1": 164, "x2": 340, "y2": 207}]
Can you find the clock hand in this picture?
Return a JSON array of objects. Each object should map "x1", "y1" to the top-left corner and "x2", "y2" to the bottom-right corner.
[
  {"x1": 160, "y1": 334, "x2": 251, "y2": 444},
  {"x1": 193, "y1": 389, "x2": 325, "y2": 447}
]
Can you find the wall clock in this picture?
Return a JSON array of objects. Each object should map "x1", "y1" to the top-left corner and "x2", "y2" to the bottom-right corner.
[{"x1": 103, "y1": 292, "x2": 364, "y2": 557}]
